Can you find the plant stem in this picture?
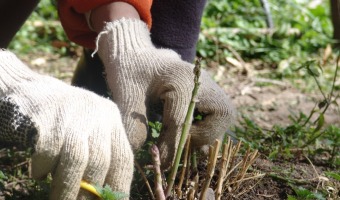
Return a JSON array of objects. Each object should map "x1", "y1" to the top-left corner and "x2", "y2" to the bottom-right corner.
[
  {"x1": 134, "y1": 161, "x2": 155, "y2": 200},
  {"x1": 313, "y1": 54, "x2": 339, "y2": 124},
  {"x1": 330, "y1": 53, "x2": 339, "y2": 100},
  {"x1": 191, "y1": 149, "x2": 199, "y2": 193},
  {"x1": 215, "y1": 138, "x2": 231, "y2": 200},
  {"x1": 176, "y1": 134, "x2": 191, "y2": 197},
  {"x1": 316, "y1": 53, "x2": 340, "y2": 122},
  {"x1": 165, "y1": 58, "x2": 202, "y2": 197},
  {"x1": 192, "y1": 150, "x2": 198, "y2": 174},
  {"x1": 149, "y1": 145, "x2": 166, "y2": 200},
  {"x1": 200, "y1": 140, "x2": 220, "y2": 200},
  {"x1": 268, "y1": 173, "x2": 309, "y2": 185}
]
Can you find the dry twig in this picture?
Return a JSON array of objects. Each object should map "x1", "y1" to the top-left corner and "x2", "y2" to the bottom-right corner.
[
  {"x1": 215, "y1": 137, "x2": 232, "y2": 200},
  {"x1": 200, "y1": 140, "x2": 220, "y2": 200},
  {"x1": 134, "y1": 161, "x2": 155, "y2": 200}
]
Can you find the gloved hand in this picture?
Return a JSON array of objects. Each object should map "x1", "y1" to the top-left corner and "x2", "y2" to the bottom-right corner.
[
  {"x1": 0, "y1": 50, "x2": 133, "y2": 200},
  {"x1": 95, "y1": 19, "x2": 235, "y2": 169}
]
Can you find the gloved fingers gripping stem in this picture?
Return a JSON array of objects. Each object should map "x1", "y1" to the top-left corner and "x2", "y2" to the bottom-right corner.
[
  {"x1": 156, "y1": 66, "x2": 236, "y2": 168},
  {"x1": 155, "y1": 64, "x2": 195, "y2": 169},
  {"x1": 189, "y1": 71, "x2": 236, "y2": 149},
  {"x1": 96, "y1": 19, "x2": 235, "y2": 169}
]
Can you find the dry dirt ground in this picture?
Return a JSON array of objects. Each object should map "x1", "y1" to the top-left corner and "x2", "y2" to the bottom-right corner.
[
  {"x1": 18, "y1": 51, "x2": 340, "y2": 128},
  {"x1": 0, "y1": 51, "x2": 339, "y2": 199},
  {"x1": 208, "y1": 62, "x2": 340, "y2": 129}
]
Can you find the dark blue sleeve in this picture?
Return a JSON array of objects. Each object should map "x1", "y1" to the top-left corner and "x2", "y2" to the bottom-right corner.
[{"x1": 150, "y1": 0, "x2": 207, "y2": 63}]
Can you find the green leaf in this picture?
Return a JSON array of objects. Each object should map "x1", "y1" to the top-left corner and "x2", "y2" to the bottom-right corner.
[
  {"x1": 107, "y1": 191, "x2": 129, "y2": 200},
  {"x1": 94, "y1": 184, "x2": 129, "y2": 200},
  {"x1": 0, "y1": 171, "x2": 6, "y2": 180},
  {"x1": 290, "y1": 185, "x2": 326, "y2": 200},
  {"x1": 313, "y1": 193, "x2": 326, "y2": 200},
  {"x1": 287, "y1": 195, "x2": 297, "y2": 200},
  {"x1": 148, "y1": 121, "x2": 162, "y2": 138},
  {"x1": 268, "y1": 148, "x2": 279, "y2": 160},
  {"x1": 148, "y1": 121, "x2": 155, "y2": 128},
  {"x1": 325, "y1": 171, "x2": 340, "y2": 181},
  {"x1": 307, "y1": 65, "x2": 320, "y2": 77},
  {"x1": 294, "y1": 186, "x2": 312, "y2": 197},
  {"x1": 151, "y1": 128, "x2": 160, "y2": 138},
  {"x1": 194, "y1": 114, "x2": 203, "y2": 121}
]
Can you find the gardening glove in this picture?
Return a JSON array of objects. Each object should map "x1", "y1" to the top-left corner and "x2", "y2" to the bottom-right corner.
[
  {"x1": 0, "y1": 50, "x2": 133, "y2": 200},
  {"x1": 95, "y1": 19, "x2": 235, "y2": 169}
]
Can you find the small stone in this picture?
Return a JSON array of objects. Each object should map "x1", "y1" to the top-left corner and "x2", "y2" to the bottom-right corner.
[{"x1": 199, "y1": 188, "x2": 215, "y2": 200}]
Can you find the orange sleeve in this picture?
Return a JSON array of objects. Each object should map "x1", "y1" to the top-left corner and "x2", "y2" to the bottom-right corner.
[{"x1": 57, "y1": 0, "x2": 152, "y2": 49}]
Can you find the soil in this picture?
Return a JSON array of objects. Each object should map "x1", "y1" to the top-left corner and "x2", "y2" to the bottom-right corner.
[
  {"x1": 19, "y1": 52, "x2": 339, "y2": 128},
  {"x1": 0, "y1": 51, "x2": 339, "y2": 199}
]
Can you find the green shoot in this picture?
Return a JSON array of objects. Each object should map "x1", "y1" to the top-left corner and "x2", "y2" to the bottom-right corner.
[{"x1": 165, "y1": 58, "x2": 202, "y2": 197}]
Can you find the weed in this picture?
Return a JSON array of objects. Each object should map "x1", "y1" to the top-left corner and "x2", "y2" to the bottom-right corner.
[
  {"x1": 8, "y1": 0, "x2": 77, "y2": 55},
  {"x1": 148, "y1": 121, "x2": 162, "y2": 139},
  {"x1": 325, "y1": 171, "x2": 340, "y2": 181},
  {"x1": 288, "y1": 185, "x2": 326, "y2": 200},
  {"x1": 235, "y1": 57, "x2": 339, "y2": 166},
  {"x1": 198, "y1": 0, "x2": 333, "y2": 67}
]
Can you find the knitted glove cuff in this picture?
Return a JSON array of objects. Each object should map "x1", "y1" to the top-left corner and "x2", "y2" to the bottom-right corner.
[
  {"x1": 0, "y1": 50, "x2": 39, "y2": 92},
  {"x1": 96, "y1": 18, "x2": 154, "y2": 56}
]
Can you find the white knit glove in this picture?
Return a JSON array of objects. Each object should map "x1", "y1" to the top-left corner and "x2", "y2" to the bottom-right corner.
[
  {"x1": 96, "y1": 19, "x2": 235, "y2": 169},
  {"x1": 0, "y1": 50, "x2": 133, "y2": 200}
]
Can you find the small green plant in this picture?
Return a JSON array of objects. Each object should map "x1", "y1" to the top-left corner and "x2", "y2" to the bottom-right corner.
[
  {"x1": 8, "y1": 0, "x2": 77, "y2": 55},
  {"x1": 80, "y1": 181, "x2": 128, "y2": 200},
  {"x1": 235, "y1": 113, "x2": 338, "y2": 162},
  {"x1": 325, "y1": 171, "x2": 340, "y2": 181},
  {"x1": 198, "y1": 0, "x2": 333, "y2": 68},
  {"x1": 0, "y1": 170, "x2": 7, "y2": 191},
  {"x1": 148, "y1": 121, "x2": 162, "y2": 139},
  {"x1": 94, "y1": 185, "x2": 128, "y2": 200},
  {"x1": 287, "y1": 185, "x2": 326, "y2": 200},
  {"x1": 235, "y1": 57, "x2": 339, "y2": 165}
]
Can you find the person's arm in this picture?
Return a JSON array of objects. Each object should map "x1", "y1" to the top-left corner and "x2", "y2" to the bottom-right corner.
[
  {"x1": 0, "y1": 0, "x2": 39, "y2": 48},
  {"x1": 57, "y1": 0, "x2": 152, "y2": 49},
  {"x1": 89, "y1": 2, "x2": 140, "y2": 32}
]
